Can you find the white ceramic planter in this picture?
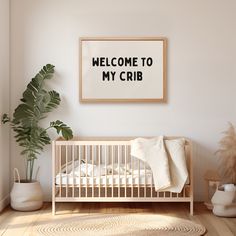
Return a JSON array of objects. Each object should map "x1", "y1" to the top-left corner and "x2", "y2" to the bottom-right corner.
[{"x1": 10, "y1": 168, "x2": 43, "y2": 211}]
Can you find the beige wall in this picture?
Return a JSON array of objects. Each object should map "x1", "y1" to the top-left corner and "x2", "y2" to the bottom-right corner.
[
  {"x1": 0, "y1": 0, "x2": 10, "y2": 211},
  {"x1": 10, "y1": 0, "x2": 236, "y2": 201}
]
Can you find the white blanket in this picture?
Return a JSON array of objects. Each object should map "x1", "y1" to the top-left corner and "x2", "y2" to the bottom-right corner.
[{"x1": 131, "y1": 136, "x2": 188, "y2": 193}]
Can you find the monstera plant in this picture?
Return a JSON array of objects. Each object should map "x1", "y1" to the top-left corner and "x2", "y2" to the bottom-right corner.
[{"x1": 2, "y1": 64, "x2": 73, "y2": 182}]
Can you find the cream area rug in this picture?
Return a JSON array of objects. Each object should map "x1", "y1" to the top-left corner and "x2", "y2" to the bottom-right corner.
[{"x1": 35, "y1": 214, "x2": 206, "y2": 236}]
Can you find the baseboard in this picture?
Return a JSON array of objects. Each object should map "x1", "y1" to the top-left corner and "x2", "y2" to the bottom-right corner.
[{"x1": 0, "y1": 194, "x2": 10, "y2": 212}]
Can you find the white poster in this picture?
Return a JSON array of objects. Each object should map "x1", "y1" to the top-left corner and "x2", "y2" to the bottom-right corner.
[{"x1": 80, "y1": 37, "x2": 167, "y2": 102}]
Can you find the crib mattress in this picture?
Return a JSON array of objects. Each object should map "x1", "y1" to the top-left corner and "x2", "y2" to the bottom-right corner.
[{"x1": 55, "y1": 173, "x2": 154, "y2": 186}]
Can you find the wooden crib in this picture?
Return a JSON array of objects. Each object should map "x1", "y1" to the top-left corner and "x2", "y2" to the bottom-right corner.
[{"x1": 52, "y1": 137, "x2": 193, "y2": 215}]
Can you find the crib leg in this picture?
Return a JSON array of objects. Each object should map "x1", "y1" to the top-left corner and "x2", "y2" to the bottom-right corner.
[
  {"x1": 52, "y1": 200, "x2": 56, "y2": 216},
  {"x1": 190, "y1": 201, "x2": 194, "y2": 215}
]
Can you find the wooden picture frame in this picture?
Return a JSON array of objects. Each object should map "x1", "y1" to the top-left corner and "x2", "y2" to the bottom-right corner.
[{"x1": 79, "y1": 37, "x2": 167, "y2": 103}]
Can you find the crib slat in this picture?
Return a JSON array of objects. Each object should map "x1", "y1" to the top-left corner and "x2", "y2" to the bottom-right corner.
[
  {"x1": 79, "y1": 145, "x2": 81, "y2": 198},
  {"x1": 92, "y1": 146, "x2": 94, "y2": 198},
  {"x1": 138, "y1": 159, "x2": 140, "y2": 198},
  {"x1": 72, "y1": 145, "x2": 75, "y2": 198},
  {"x1": 66, "y1": 146, "x2": 68, "y2": 198},
  {"x1": 105, "y1": 145, "x2": 107, "y2": 198},
  {"x1": 151, "y1": 170, "x2": 153, "y2": 198},
  {"x1": 131, "y1": 153, "x2": 133, "y2": 198},
  {"x1": 59, "y1": 145, "x2": 62, "y2": 197},
  {"x1": 111, "y1": 145, "x2": 115, "y2": 198},
  {"x1": 86, "y1": 145, "x2": 88, "y2": 198},
  {"x1": 98, "y1": 145, "x2": 101, "y2": 198},
  {"x1": 118, "y1": 145, "x2": 120, "y2": 198},
  {"x1": 111, "y1": 145, "x2": 114, "y2": 198},
  {"x1": 144, "y1": 163, "x2": 146, "y2": 198},
  {"x1": 124, "y1": 145, "x2": 127, "y2": 198}
]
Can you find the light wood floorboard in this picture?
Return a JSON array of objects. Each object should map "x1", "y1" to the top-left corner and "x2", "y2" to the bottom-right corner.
[{"x1": 0, "y1": 202, "x2": 235, "y2": 235}]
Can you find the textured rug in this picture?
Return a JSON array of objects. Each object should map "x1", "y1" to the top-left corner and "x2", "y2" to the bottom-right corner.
[{"x1": 35, "y1": 214, "x2": 206, "y2": 236}]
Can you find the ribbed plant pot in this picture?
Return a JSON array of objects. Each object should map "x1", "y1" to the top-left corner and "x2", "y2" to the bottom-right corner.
[{"x1": 10, "y1": 168, "x2": 43, "y2": 211}]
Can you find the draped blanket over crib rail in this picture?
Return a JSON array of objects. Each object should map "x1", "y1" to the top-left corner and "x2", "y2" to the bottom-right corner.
[
  {"x1": 131, "y1": 136, "x2": 189, "y2": 193},
  {"x1": 52, "y1": 136, "x2": 193, "y2": 215}
]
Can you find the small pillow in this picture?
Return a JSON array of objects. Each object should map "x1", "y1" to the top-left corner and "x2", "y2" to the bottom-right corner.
[{"x1": 61, "y1": 160, "x2": 80, "y2": 174}]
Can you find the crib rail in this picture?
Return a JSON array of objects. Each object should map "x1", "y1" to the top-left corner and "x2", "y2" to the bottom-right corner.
[{"x1": 52, "y1": 137, "x2": 193, "y2": 215}]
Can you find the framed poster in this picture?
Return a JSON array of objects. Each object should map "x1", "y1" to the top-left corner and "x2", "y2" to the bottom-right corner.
[{"x1": 79, "y1": 37, "x2": 167, "y2": 102}]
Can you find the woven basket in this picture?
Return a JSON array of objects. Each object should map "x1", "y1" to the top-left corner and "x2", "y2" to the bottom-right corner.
[
  {"x1": 10, "y1": 168, "x2": 43, "y2": 211},
  {"x1": 211, "y1": 186, "x2": 236, "y2": 217}
]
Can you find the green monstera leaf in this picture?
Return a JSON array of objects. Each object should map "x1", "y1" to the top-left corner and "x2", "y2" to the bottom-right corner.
[
  {"x1": 13, "y1": 64, "x2": 59, "y2": 126},
  {"x1": 50, "y1": 120, "x2": 73, "y2": 140},
  {"x1": 2, "y1": 64, "x2": 73, "y2": 181}
]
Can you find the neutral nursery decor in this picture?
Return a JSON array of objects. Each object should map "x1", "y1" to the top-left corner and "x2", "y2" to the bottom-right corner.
[
  {"x1": 52, "y1": 136, "x2": 193, "y2": 215},
  {"x1": 80, "y1": 37, "x2": 167, "y2": 103},
  {"x1": 2, "y1": 64, "x2": 73, "y2": 211},
  {"x1": 211, "y1": 123, "x2": 236, "y2": 217}
]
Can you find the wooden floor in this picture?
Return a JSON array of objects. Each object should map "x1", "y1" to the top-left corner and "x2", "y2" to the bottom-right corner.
[{"x1": 0, "y1": 202, "x2": 235, "y2": 236}]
